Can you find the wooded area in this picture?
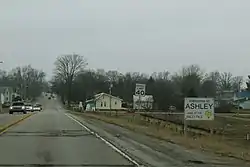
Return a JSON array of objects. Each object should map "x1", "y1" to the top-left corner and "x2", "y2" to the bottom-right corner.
[
  {"x1": 0, "y1": 54, "x2": 245, "y2": 111},
  {"x1": 51, "y1": 54, "x2": 247, "y2": 110},
  {"x1": 0, "y1": 65, "x2": 47, "y2": 100}
]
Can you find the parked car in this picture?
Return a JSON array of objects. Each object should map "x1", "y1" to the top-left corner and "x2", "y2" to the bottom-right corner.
[
  {"x1": 33, "y1": 103, "x2": 42, "y2": 111},
  {"x1": 25, "y1": 103, "x2": 33, "y2": 112},
  {"x1": 2, "y1": 102, "x2": 11, "y2": 108},
  {"x1": 168, "y1": 105, "x2": 176, "y2": 112},
  {"x1": 9, "y1": 102, "x2": 26, "y2": 114}
]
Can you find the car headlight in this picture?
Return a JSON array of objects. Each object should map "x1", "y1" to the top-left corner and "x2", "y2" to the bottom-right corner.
[
  {"x1": 10, "y1": 107, "x2": 13, "y2": 109},
  {"x1": 22, "y1": 106, "x2": 25, "y2": 109}
]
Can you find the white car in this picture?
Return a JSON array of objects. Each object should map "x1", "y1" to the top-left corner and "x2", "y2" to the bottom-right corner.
[
  {"x1": 9, "y1": 102, "x2": 27, "y2": 114},
  {"x1": 33, "y1": 104, "x2": 42, "y2": 111},
  {"x1": 25, "y1": 103, "x2": 33, "y2": 112}
]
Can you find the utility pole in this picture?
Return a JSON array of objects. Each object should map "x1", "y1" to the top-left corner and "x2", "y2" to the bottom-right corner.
[
  {"x1": 0, "y1": 61, "x2": 4, "y2": 112},
  {"x1": 109, "y1": 82, "x2": 113, "y2": 110},
  {"x1": 109, "y1": 83, "x2": 112, "y2": 95},
  {"x1": 25, "y1": 85, "x2": 28, "y2": 101}
]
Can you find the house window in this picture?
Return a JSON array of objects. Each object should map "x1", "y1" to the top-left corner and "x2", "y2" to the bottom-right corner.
[
  {"x1": 115, "y1": 101, "x2": 117, "y2": 105},
  {"x1": 104, "y1": 101, "x2": 106, "y2": 107},
  {"x1": 101, "y1": 102, "x2": 103, "y2": 107}
]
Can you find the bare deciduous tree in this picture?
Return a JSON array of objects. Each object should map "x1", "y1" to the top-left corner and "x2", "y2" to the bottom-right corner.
[
  {"x1": 217, "y1": 72, "x2": 243, "y2": 92},
  {"x1": 218, "y1": 72, "x2": 233, "y2": 91},
  {"x1": 246, "y1": 75, "x2": 250, "y2": 91},
  {"x1": 232, "y1": 76, "x2": 243, "y2": 91},
  {"x1": 179, "y1": 65, "x2": 204, "y2": 97},
  {"x1": 0, "y1": 65, "x2": 46, "y2": 99},
  {"x1": 54, "y1": 54, "x2": 87, "y2": 105}
]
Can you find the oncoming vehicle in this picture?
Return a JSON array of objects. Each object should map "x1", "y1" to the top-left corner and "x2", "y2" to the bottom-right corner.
[
  {"x1": 33, "y1": 103, "x2": 42, "y2": 111},
  {"x1": 9, "y1": 102, "x2": 26, "y2": 114},
  {"x1": 25, "y1": 103, "x2": 33, "y2": 112}
]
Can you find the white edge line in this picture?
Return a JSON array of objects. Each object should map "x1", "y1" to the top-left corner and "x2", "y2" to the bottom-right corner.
[{"x1": 65, "y1": 113, "x2": 141, "y2": 167}]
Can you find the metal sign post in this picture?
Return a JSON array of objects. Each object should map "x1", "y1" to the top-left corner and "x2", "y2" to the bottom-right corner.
[{"x1": 109, "y1": 83, "x2": 113, "y2": 110}]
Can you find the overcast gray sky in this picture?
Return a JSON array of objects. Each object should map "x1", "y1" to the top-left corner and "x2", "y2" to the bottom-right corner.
[{"x1": 0, "y1": 0, "x2": 250, "y2": 79}]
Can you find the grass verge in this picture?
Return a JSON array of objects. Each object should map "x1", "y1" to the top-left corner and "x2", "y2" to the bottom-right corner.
[{"x1": 72, "y1": 111, "x2": 250, "y2": 162}]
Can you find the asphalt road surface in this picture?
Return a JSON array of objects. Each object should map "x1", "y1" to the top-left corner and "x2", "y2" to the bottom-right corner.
[
  {"x1": 0, "y1": 98, "x2": 135, "y2": 167},
  {"x1": 0, "y1": 112, "x2": 27, "y2": 128}
]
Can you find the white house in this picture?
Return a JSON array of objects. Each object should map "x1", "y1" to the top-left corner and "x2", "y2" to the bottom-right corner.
[
  {"x1": 85, "y1": 93, "x2": 122, "y2": 111},
  {"x1": 215, "y1": 90, "x2": 250, "y2": 109},
  {"x1": 232, "y1": 91, "x2": 250, "y2": 109},
  {"x1": 133, "y1": 95, "x2": 154, "y2": 110},
  {"x1": 0, "y1": 87, "x2": 13, "y2": 104}
]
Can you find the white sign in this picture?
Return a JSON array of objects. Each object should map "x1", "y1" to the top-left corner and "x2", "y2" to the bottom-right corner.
[
  {"x1": 135, "y1": 83, "x2": 146, "y2": 96},
  {"x1": 184, "y1": 98, "x2": 214, "y2": 120},
  {"x1": 79, "y1": 101, "x2": 83, "y2": 108}
]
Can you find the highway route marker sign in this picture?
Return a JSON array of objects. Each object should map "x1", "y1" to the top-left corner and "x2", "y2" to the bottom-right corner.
[
  {"x1": 135, "y1": 83, "x2": 146, "y2": 96},
  {"x1": 184, "y1": 97, "x2": 214, "y2": 121}
]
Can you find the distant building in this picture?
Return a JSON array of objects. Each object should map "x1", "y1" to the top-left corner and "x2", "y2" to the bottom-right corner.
[
  {"x1": 234, "y1": 91, "x2": 250, "y2": 109},
  {"x1": 133, "y1": 95, "x2": 154, "y2": 110},
  {"x1": 215, "y1": 90, "x2": 235, "y2": 102},
  {"x1": 85, "y1": 93, "x2": 122, "y2": 111},
  {"x1": 0, "y1": 87, "x2": 14, "y2": 104},
  {"x1": 215, "y1": 90, "x2": 250, "y2": 109}
]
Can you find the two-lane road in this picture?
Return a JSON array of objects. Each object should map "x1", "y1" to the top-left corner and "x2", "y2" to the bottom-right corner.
[{"x1": 0, "y1": 104, "x2": 135, "y2": 166}]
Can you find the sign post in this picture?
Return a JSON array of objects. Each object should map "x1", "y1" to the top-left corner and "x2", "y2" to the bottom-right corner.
[
  {"x1": 184, "y1": 97, "x2": 214, "y2": 136},
  {"x1": 135, "y1": 83, "x2": 146, "y2": 110}
]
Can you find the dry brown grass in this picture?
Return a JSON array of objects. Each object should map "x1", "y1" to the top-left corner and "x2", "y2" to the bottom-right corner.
[
  {"x1": 232, "y1": 115, "x2": 250, "y2": 119},
  {"x1": 147, "y1": 113, "x2": 250, "y2": 138},
  {"x1": 73, "y1": 111, "x2": 250, "y2": 161}
]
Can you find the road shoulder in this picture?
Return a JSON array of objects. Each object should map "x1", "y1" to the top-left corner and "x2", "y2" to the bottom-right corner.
[{"x1": 68, "y1": 112, "x2": 248, "y2": 167}]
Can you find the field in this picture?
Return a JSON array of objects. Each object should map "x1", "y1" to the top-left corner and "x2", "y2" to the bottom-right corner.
[
  {"x1": 144, "y1": 112, "x2": 250, "y2": 141},
  {"x1": 74, "y1": 110, "x2": 250, "y2": 161}
]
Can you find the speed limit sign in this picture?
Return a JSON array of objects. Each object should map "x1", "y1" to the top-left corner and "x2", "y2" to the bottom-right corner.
[{"x1": 135, "y1": 83, "x2": 146, "y2": 96}]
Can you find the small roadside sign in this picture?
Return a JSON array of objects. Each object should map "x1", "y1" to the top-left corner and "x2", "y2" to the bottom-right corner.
[
  {"x1": 135, "y1": 83, "x2": 146, "y2": 96},
  {"x1": 184, "y1": 97, "x2": 214, "y2": 121}
]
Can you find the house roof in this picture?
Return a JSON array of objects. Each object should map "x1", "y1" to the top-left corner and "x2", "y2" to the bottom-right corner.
[
  {"x1": 85, "y1": 93, "x2": 122, "y2": 103},
  {"x1": 85, "y1": 99, "x2": 95, "y2": 103},
  {"x1": 236, "y1": 91, "x2": 250, "y2": 98},
  {"x1": 95, "y1": 93, "x2": 122, "y2": 101}
]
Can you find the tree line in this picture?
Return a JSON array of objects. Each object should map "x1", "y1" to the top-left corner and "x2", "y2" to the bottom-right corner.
[
  {"x1": 0, "y1": 65, "x2": 47, "y2": 100},
  {"x1": 51, "y1": 54, "x2": 246, "y2": 110}
]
